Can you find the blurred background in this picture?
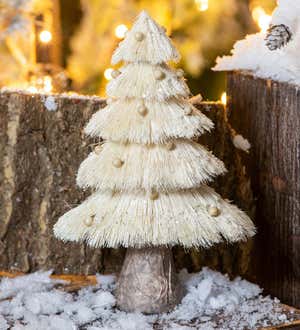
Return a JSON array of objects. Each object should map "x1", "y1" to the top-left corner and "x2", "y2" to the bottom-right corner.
[{"x1": 0, "y1": 0, "x2": 277, "y2": 100}]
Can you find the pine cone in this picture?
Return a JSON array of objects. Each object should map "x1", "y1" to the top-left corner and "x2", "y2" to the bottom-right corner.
[{"x1": 265, "y1": 24, "x2": 292, "y2": 51}]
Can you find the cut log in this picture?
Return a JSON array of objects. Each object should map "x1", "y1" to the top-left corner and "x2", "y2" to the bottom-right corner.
[
  {"x1": 0, "y1": 90, "x2": 107, "y2": 275},
  {"x1": 227, "y1": 71, "x2": 300, "y2": 308},
  {"x1": 0, "y1": 89, "x2": 254, "y2": 275},
  {"x1": 116, "y1": 247, "x2": 183, "y2": 314}
]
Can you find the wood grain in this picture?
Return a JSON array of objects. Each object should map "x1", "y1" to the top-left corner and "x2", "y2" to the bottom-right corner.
[
  {"x1": 0, "y1": 91, "x2": 107, "y2": 274},
  {"x1": 227, "y1": 71, "x2": 300, "y2": 308}
]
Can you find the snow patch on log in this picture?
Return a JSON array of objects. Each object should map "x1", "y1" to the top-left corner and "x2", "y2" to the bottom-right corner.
[
  {"x1": 232, "y1": 134, "x2": 251, "y2": 153},
  {"x1": 44, "y1": 96, "x2": 58, "y2": 111}
]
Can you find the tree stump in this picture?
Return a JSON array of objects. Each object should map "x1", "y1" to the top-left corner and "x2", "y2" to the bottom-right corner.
[
  {"x1": 116, "y1": 247, "x2": 183, "y2": 314},
  {"x1": 227, "y1": 71, "x2": 300, "y2": 308},
  {"x1": 0, "y1": 90, "x2": 106, "y2": 274},
  {"x1": 0, "y1": 89, "x2": 254, "y2": 275}
]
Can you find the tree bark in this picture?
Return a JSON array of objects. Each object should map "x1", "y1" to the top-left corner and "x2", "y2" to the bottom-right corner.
[
  {"x1": 0, "y1": 89, "x2": 255, "y2": 276},
  {"x1": 227, "y1": 71, "x2": 300, "y2": 308},
  {"x1": 0, "y1": 90, "x2": 106, "y2": 274},
  {"x1": 116, "y1": 247, "x2": 183, "y2": 314}
]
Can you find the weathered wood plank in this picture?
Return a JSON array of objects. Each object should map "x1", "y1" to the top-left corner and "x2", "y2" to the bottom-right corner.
[
  {"x1": 227, "y1": 71, "x2": 300, "y2": 308},
  {"x1": 0, "y1": 89, "x2": 254, "y2": 275}
]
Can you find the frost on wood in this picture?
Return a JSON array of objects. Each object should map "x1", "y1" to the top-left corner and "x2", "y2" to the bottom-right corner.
[
  {"x1": 214, "y1": 0, "x2": 300, "y2": 85},
  {"x1": 0, "y1": 269, "x2": 298, "y2": 329},
  {"x1": 106, "y1": 63, "x2": 190, "y2": 100},
  {"x1": 54, "y1": 11, "x2": 255, "y2": 249}
]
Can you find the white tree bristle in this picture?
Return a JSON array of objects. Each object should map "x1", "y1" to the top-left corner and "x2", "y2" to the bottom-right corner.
[
  {"x1": 111, "y1": 10, "x2": 180, "y2": 65},
  {"x1": 106, "y1": 63, "x2": 190, "y2": 100},
  {"x1": 77, "y1": 140, "x2": 227, "y2": 192},
  {"x1": 54, "y1": 187, "x2": 256, "y2": 248},
  {"x1": 84, "y1": 99, "x2": 214, "y2": 144}
]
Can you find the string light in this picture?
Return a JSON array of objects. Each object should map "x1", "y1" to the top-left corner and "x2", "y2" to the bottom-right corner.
[
  {"x1": 104, "y1": 68, "x2": 114, "y2": 80},
  {"x1": 39, "y1": 30, "x2": 52, "y2": 43},
  {"x1": 195, "y1": 0, "x2": 209, "y2": 12},
  {"x1": 115, "y1": 24, "x2": 128, "y2": 39},
  {"x1": 221, "y1": 92, "x2": 227, "y2": 105},
  {"x1": 252, "y1": 6, "x2": 271, "y2": 33}
]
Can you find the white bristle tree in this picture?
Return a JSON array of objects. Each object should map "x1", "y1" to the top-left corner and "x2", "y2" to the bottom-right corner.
[{"x1": 54, "y1": 11, "x2": 255, "y2": 314}]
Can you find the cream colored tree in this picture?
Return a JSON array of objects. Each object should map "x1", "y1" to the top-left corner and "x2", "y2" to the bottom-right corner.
[{"x1": 54, "y1": 11, "x2": 255, "y2": 314}]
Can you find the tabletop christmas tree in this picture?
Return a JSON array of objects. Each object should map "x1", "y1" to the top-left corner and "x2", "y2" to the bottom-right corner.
[{"x1": 54, "y1": 11, "x2": 255, "y2": 314}]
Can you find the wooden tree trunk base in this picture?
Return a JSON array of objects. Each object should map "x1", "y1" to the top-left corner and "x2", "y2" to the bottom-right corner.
[{"x1": 116, "y1": 247, "x2": 183, "y2": 314}]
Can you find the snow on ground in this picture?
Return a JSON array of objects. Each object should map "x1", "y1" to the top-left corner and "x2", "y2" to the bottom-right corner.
[{"x1": 0, "y1": 268, "x2": 297, "y2": 330}]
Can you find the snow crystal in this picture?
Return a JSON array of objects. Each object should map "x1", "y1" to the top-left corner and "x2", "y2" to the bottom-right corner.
[
  {"x1": 0, "y1": 268, "x2": 297, "y2": 329},
  {"x1": 44, "y1": 96, "x2": 58, "y2": 111},
  {"x1": 232, "y1": 134, "x2": 251, "y2": 153},
  {"x1": 214, "y1": 1, "x2": 300, "y2": 85}
]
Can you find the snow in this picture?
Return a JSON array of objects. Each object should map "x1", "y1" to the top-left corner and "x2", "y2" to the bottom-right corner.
[
  {"x1": 44, "y1": 96, "x2": 58, "y2": 111},
  {"x1": 232, "y1": 134, "x2": 251, "y2": 153},
  {"x1": 0, "y1": 87, "x2": 105, "y2": 103},
  {"x1": 0, "y1": 268, "x2": 297, "y2": 330},
  {"x1": 0, "y1": 271, "x2": 65, "y2": 300},
  {"x1": 214, "y1": 1, "x2": 300, "y2": 85},
  {"x1": 213, "y1": 33, "x2": 300, "y2": 85}
]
